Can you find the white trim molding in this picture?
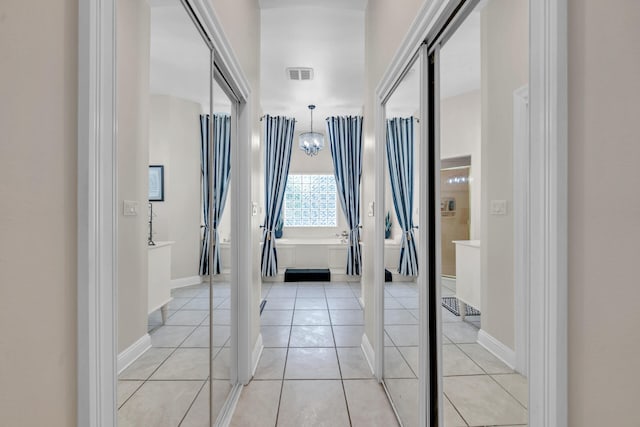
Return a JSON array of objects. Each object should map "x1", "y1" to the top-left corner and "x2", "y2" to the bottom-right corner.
[
  {"x1": 477, "y1": 329, "x2": 516, "y2": 370},
  {"x1": 529, "y1": 1, "x2": 568, "y2": 426},
  {"x1": 250, "y1": 333, "x2": 264, "y2": 378},
  {"x1": 170, "y1": 275, "x2": 203, "y2": 289},
  {"x1": 117, "y1": 334, "x2": 151, "y2": 374},
  {"x1": 215, "y1": 384, "x2": 243, "y2": 427},
  {"x1": 77, "y1": 0, "x2": 118, "y2": 425},
  {"x1": 513, "y1": 85, "x2": 530, "y2": 377},
  {"x1": 361, "y1": 333, "x2": 375, "y2": 376}
]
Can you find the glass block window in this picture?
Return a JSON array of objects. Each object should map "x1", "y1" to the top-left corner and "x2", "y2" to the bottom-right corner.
[{"x1": 283, "y1": 174, "x2": 337, "y2": 227}]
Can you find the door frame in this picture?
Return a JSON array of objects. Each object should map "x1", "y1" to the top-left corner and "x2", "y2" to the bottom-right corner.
[
  {"x1": 513, "y1": 85, "x2": 530, "y2": 376},
  {"x1": 373, "y1": 1, "x2": 567, "y2": 426},
  {"x1": 76, "y1": 0, "x2": 255, "y2": 425}
]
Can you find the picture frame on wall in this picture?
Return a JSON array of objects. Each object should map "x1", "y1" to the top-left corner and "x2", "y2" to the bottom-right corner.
[{"x1": 148, "y1": 165, "x2": 164, "y2": 201}]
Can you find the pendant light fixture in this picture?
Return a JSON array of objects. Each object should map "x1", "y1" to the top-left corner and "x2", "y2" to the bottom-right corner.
[{"x1": 299, "y1": 104, "x2": 324, "y2": 156}]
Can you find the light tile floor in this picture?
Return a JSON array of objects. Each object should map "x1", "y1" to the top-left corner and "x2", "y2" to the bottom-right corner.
[
  {"x1": 230, "y1": 281, "x2": 399, "y2": 427},
  {"x1": 384, "y1": 281, "x2": 529, "y2": 427},
  {"x1": 117, "y1": 282, "x2": 231, "y2": 427},
  {"x1": 118, "y1": 280, "x2": 528, "y2": 427}
]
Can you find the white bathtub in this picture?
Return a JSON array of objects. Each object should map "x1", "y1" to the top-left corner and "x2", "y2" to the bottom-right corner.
[{"x1": 217, "y1": 239, "x2": 408, "y2": 281}]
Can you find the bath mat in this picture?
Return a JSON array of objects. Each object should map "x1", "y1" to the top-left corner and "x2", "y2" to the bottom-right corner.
[
  {"x1": 284, "y1": 268, "x2": 331, "y2": 282},
  {"x1": 441, "y1": 296, "x2": 481, "y2": 316}
]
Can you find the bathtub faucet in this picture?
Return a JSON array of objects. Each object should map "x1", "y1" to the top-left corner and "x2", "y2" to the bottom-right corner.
[{"x1": 336, "y1": 230, "x2": 349, "y2": 244}]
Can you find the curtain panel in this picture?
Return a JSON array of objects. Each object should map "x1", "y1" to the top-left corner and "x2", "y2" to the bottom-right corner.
[
  {"x1": 386, "y1": 117, "x2": 418, "y2": 276},
  {"x1": 199, "y1": 114, "x2": 231, "y2": 276},
  {"x1": 326, "y1": 116, "x2": 363, "y2": 275},
  {"x1": 261, "y1": 115, "x2": 295, "y2": 277}
]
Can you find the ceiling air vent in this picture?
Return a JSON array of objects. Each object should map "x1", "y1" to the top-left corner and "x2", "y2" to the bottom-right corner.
[{"x1": 287, "y1": 67, "x2": 314, "y2": 81}]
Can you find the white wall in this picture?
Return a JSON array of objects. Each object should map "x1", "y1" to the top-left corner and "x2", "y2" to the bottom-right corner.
[
  {"x1": 149, "y1": 94, "x2": 202, "y2": 282},
  {"x1": 117, "y1": 0, "x2": 150, "y2": 354},
  {"x1": 441, "y1": 90, "x2": 481, "y2": 240},
  {"x1": 0, "y1": 0, "x2": 78, "y2": 424},
  {"x1": 479, "y1": 0, "x2": 528, "y2": 351},
  {"x1": 567, "y1": 0, "x2": 640, "y2": 424}
]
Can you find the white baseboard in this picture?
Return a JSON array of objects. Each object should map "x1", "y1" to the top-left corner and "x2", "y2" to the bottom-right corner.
[
  {"x1": 477, "y1": 329, "x2": 516, "y2": 369},
  {"x1": 251, "y1": 333, "x2": 264, "y2": 377},
  {"x1": 441, "y1": 276, "x2": 456, "y2": 292},
  {"x1": 361, "y1": 333, "x2": 375, "y2": 376},
  {"x1": 170, "y1": 275, "x2": 202, "y2": 289},
  {"x1": 117, "y1": 333, "x2": 151, "y2": 374},
  {"x1": 213, "y1": 271, "x2": 231, "y2": 282},
  {"x1": 389, "y1": 272, "x2": 417, "y2": 282}
]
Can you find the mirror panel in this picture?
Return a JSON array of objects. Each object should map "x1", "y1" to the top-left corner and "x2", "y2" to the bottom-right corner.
[
  {"x1": 209, "y1": 76, "x2": 235, "y2": 422},
  {"x1": 383, "y1": 58, "x2": 421, "y2": 427},
  {"x1": 117, "y1": 1, "x2": 236, "y2": 425},
  {"x1": 436, "y1": 4, "x2": 529, "y2": 426}
]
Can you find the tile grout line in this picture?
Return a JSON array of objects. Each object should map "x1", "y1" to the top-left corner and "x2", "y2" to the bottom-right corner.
[
  {"x1": 443, "y1": 392, "x2": 470, "y2": 427},
  {"x1": 118, "y1": 284, "x2": 224, "y2": 420},
  {"x1": 447, "y1": 326, "x2": 529, "y2": 419},
  {"x1": 272, "y1": 282, "x2": 297, "y2": 427},
  {"x1": 177, "y1": 378, "x2": 208, "y2": 427},
  {"x1": 326, "y1": 286, "x2": 354, "y2": 427}
]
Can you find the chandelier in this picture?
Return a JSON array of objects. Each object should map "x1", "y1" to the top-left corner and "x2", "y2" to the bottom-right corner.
[{"x1": 299, "y1": 104, "x2": 324, "y2": 156}]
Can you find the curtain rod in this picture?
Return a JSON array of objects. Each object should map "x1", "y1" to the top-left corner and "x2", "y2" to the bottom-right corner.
[
  {"x1": 387, "y1": 116, "x2": 420, "y2": 123},
  {"x1": 259, "y1": 114, "x2": 365, "y2": 122},
  {"x1": 259, "y1": 115, "x2": 297, "y2": 122},
  {"x1": 258, "y1": 115, "x2": 418, "y2": 123}
]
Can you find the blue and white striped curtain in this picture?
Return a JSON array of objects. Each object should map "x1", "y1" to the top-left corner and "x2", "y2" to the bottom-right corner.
[
  {"x1": 261, "y1": 116, "x2": 295, "y2": 277},
  {"x1": 386, "y1": 117, "x2": 418, "y2": 276},
  {"x1": 199, "y1": 114, "x2": 232, "y2": 275},
  {"x1": 326, "y1": 116, "x2": 363, "y2": 275}
]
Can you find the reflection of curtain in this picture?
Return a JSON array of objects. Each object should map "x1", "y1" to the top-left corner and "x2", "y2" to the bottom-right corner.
[
  {"x1": 199, "y1": 114, "x2": 231, "y2": 275},
  {"x1": 386, "y1": 117, "x2": 418, "y2": 276},
  {"x1": 261, "y1": 116, "x2": 295, "y2": 277},
  {"x1": 326, "y1": 116, "x2": 363, "y2": 275}
]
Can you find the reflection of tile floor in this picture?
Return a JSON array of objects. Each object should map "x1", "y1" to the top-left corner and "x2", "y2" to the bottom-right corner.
[
  {"x1": 118, "y1": 281, "x2": 527, "y2": 426},
  {"x1": 384, "y1": 282, "x2": 528, "y2": 427},
  {"x1": 117, "y1": 282, "x2": 231, "y2": 426},
  {"x1": 230, "y1": 281, "x2": 399, "y2": 427}
]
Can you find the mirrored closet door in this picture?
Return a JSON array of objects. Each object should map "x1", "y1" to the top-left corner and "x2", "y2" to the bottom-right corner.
[
  {"x1": 433, "y1": 2, "x2": 529, "y2": 426},
  {"x1": 116, "y1": 1, "x2": 237, "y2": 425},
  {"x1": 382, "y1": 57, "x2": 422, "y2": 427},
  {"x1": 380, "y1": 1, "x2": 530, "y2": 426}
]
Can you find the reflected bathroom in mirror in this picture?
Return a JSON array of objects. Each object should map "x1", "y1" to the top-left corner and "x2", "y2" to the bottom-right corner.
[
  {"x1": 383, "y1": 57, "x2": 421, "y2": 427},
  {"x1": 116, "y1": 1, "x2": 236, "y2": 425}
]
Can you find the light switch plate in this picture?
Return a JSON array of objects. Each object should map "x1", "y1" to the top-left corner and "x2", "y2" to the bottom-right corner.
[
  {"x1": 123, "y1": 200, "x2": 138, "y2": 216},
  {"x1": 251, "y1": 202, "x2": 258, "y2": 216},
  {"x1": 490, "y1": 199, "x2": 507, "y2": 215},
  {"x1": 368, "y1": 201, "x2": 375, "y2": 217}
]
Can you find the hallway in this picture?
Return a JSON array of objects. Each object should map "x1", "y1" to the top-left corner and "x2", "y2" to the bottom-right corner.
[{"x1": 230, "y1": 281, "x2": 398, "y2": 426}]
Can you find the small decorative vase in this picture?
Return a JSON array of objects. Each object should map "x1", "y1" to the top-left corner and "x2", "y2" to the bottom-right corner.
[
  {"x1": 385, "y1": 229, "x2": 391, "y2": 239},
  {"x1": 275, "y1": 228, "x2": 283, "y2": 239}
]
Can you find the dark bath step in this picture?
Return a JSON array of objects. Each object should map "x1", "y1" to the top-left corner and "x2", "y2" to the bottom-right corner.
[{"x1": 284, "y1": 268, "x2": 331, "y2": 282}]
